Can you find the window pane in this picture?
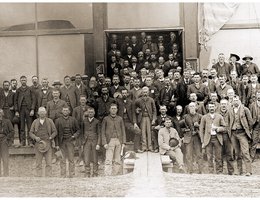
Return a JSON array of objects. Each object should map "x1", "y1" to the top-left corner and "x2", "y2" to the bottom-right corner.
[
  {"x1": 37, "y1": 3, "x2": 93, "y2": 29},
  {"x1": 0, "y1": 36, "x2": 37, "y2": 82},
  {"x1": 38, "y1": 35, "x2": 85, "y2": 83},
  {"x1": 0, "y1": 3, "x2": 35, "y2": 31}
]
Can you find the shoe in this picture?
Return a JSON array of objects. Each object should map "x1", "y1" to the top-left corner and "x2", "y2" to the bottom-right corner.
[
  {"x1": 245, "y1": 172, "x2": 251, "y2": 176},
  {"x1": 136, "y1": 149, "x2": 144, "y2": 153},
  {"x1": 60, "y1": 175, "x2": 66, "y2": 178},
  {"x1": 68, "y1": 174, "x2": 74, "y2": 178},
  {"x1": 154, "y1": 149, "x2": 159, "y2": 153},
  {"x1": 179, "y1": 166, "x2": 186, "y2": 173},
  {"x1": 84, "y1": 173, "x2": 91, "y2": 178},
  {"x1": 29, "y1": 143, "x2": 34, "y2": 148},
  {"x1": 149, "y1": 149, "x2": 154, "y2": 152}
]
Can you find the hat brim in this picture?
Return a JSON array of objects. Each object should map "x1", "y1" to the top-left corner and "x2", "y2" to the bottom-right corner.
[
  {"x1": 230, "y1": 54, "x2": 240, "y2": 61},
  {"x1": 242, "y1": 56, "x2": 253, "y2": 61},
  {"x1": 37, "y1": 141, "x2": 50, "y2": 153},
  {"x1": 52, "y1": 83, "x2": 63, "y2": 86}
]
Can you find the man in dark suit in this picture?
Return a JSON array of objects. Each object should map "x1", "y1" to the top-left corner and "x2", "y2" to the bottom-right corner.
[
  {"x1": 37, "y1": 78, "x2": 53, "y2": 109},
  {"x1": 109, "y1": 75, "x2": 124, "y2": 98},
  {"x1": 241, "y1": 55, "x2": 260, "y2": 77},
  {"x1": 120, "y1": 35, "x2": 131, "y2": 57},
  {"x1": 130, "y1": 35, "x2": 142, "y2": 57},
  {"x1": 15, "y1": 75, "x2": 36, "y2": 146},
  {"x1": 237, "y1": 75, "x2": 249, "y2": 106},
  {"x1": 55, "y1": 106, "x2": 80, "y2": 178},
  {"x1": 229, "y1": 53, "x2": 242, "y2": 78},
  {"x1": 116, "y1": 89, "x2": 141, "y2": 148},
  {"x1": 176, "y1": 69, "x2": 192, "y2": 108},
  {"x1": 0, "y1": 81, "x2": 16, "y2": 133},
  {"x1": 74, "y1": 74, "x2": 87, "y2": 99},
  {"x1": 142, "y1": 35, "x2": 158, "y2": 55},
  {"x1": 135, "y1": 86, "x2": 157, "y2": 151},
  {"x1": 60, "y1": 76, "x2": 79, "y2": 113}
]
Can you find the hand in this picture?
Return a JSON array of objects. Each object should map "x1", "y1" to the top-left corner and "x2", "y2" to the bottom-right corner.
[
  {"x1": 71, "y1": 135, "x2": 75, "y2": 139},
  {"x1": 194, "y1": 122, "x2": 199, "y2": 127},
  {"x1": 134, "y1": 123, "x2": 139, "y2": 130},
  {"x1": 49, "y1": 137, "x2": 52, "y2": 140},
  {"x1": 202, "y1": 143, "x2": 206, "y2": 149},
  {"x1": 29, "y1": 110, "x2": 34, "y2": 116},
  {"x1": 96, "y1": 145, "x2": 100, "y2": 150},
  {"x1": 9, "y1": 106, "x2": 14, "y2": 111},
  {"x1": 152, "y1": 120, "x2": 156, "y2": 125},
  {"x1": 35, "y1": 137, "x2": 41, "y2": 142},
  {"x1": 56, "y1": 146, "x2": 60, "y2": 151},
  {"x1": 104, "y1": 144, "x2": 109, "y2": 150},
  {"x1": 154, "y1": 125, "x2": 161, "y2": 130},
  {"x1": 15, "y1": 112, "x2": 19, "y2": 117},
  {"x1": 122, "y1": 143, "x2": 125, "y2": 149}
]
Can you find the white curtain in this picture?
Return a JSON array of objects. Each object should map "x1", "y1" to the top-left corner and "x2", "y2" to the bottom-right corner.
[{"x1": 199, "y1": 3, "x2": 239, "y2": 49}]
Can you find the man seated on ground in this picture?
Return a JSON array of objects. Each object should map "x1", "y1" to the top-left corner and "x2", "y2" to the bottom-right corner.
[{"x1": 158, "y1": 117, "x2": 185, "y2": 173}]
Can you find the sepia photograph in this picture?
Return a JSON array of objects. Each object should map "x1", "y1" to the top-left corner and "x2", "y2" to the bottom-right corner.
[{"x1": 0, "y1": 0, "x2": 260, "y2": 198}]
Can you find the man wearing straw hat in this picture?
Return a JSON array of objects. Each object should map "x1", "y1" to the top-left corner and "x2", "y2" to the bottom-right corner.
[{"x1": 29, "y1": 107, "x2": 57, "y2": 177}]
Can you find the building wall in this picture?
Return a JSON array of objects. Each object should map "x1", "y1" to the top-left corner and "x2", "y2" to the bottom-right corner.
[
  {"x1": 199, "y1": 3, "x2": 260, "y2": 69},
  {"x1": 107, "y1": 3, "x2": 180, "y2": 29}
]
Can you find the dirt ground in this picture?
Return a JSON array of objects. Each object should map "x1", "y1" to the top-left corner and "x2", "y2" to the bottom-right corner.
[{"x1": 1, "y1": 154, "x2": 260, "y2": 197}]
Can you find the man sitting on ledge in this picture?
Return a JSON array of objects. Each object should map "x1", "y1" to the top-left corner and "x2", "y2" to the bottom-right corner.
[{"x1": 158, "y1": 117, "x2": 185, "y2": 173}]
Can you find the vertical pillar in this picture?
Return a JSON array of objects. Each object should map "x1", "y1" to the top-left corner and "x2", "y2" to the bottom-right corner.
[
  {"x1": 183, "y1": 3, "x2": 199, "y2": 69},
  {"x1": 92, "y1": 3, "x2": 107, "y2": 75}
]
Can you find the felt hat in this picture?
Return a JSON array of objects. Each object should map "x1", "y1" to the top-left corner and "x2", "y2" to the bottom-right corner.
[
  {"x1": 82, "y1": 75, "x2": 88, "y2": 80},
  {"x1": 242, "y1": 55, "x2": 253, "y2": 61},
  {"x1": 37, "y1": 140, "x2": 50, "y2": 153},
  {"x1": 52, "y1": 80, "x2": 63, "y2": 86},
  {"x1": 169, "y1": 138, "x2": 179, "y2": 147},
  {"x1": 230, "y1": 53, "x2": 240, "y2": 61}
]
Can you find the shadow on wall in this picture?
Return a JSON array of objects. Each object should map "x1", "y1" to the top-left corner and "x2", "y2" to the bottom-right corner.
[{"x1": 2, "y1": 20, "x2": 75, "y2": 31}]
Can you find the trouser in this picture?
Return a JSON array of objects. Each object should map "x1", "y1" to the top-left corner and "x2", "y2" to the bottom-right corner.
[
  {"x1": 76, "y1": 134, "x2": 84, "y2": 163},
  {"x1": 141, "y1": 116, "x2": 152, "y2": 151},
  {"x1": 222, "y1": 133, "x2": 234, "y2": 174},
  {"x1": 205, "y1": 135, "x2": 223, "y2": 174},
  {"x1": 104, "y1": 138, "x2": 122, "y2": 176},
  {"x1": 165, "y1": 148, "x2": 184, "y2": 168},
  {"x1": 0, "y1": 137, "x2": 9, "y2": 176},
  {"x1": 231, "y1": 131, "x2": 252, "y2": 174},
  {"x1": 250, "y1": 129, "x2": 260, "y2": 159},
  {"x1": 124, "y1": 120, "x2": 140, "y2": 142},
  {"x1": 134, "y1": 134, "x2": 141, "y2": 151},
  {"x1": 35, "y1": 144, "x2": 52, "y2": 177},
  {"x1": 185, "y1": 134, "x2": 203, "y2": 173},
  {"x1": 152, "y1": 129, "x2": 159, "y2": 150},
  {"x1": 19, "y1": 106, "x2": 33, "y2": 145},
  {"x1": 60, "y1": 138, "x2": 75, "y2": 177},
  {"x1": 83, "y1": 138, "x2": 98, "y2": 176},
  {"x1": 3, "y1": 109, "x2": 15, "y2": 144}
]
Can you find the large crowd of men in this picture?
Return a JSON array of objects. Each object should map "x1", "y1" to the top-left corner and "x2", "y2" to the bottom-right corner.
[{"x1": 0, "y1": 32, "x2": 259, "y2": 178}]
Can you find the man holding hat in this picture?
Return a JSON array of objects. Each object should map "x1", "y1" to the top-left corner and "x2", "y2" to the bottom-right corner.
[
  {"x1": 29, "y1": 107, "x2": 57, "y2": 177},
  {"x1": 229, "y1": 53, "x2": 242, "y2": 78},
  {"x1": 241, "y1": 55, "x2": 260, "y2": 77},
  {"x1": 158, "y1": 117, "x2": 185, "y2": 173}
]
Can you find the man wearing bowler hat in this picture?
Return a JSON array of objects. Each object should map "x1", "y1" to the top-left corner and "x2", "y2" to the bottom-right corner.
[
  {"x1": 241, "y1": 55, "x2": 260, "y2": 77},
  {"x1": 52, "y1": 80, "x2": 63, "y2": 92},
  {"x1": 29, "y1": 107, "x2": 57, "y2": 177},
  {"x1": 229, "y1": 53, "x2": 242, "y2": 78}
]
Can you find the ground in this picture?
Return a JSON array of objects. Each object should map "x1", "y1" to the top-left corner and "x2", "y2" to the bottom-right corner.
[{"x1": 1, "y1": 154, "x2": 260, "y2": 197}]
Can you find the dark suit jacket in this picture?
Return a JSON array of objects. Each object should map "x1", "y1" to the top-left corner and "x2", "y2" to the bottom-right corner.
[
  {"x1": 230, "y1": 62, "x2": 242, "y2": 77},
  {"x1": 212, "y1": 62, "x2": 232, "y2": 80},
  {"x1": 183, "y1": 113, "x2": 202, "y2": 143},
  {"x1": 37, "y1": 87, "x2": 53, "y2": 108},
  {"x1": 131, "y1": 43, "x2": 142, "y2": 56},
  {"x1": 116, "y1": 98, "x2": 136, "y2": 124},
  {"x1": 15, "y1": 86, "x2": 36, "y2": 112},
  {"x1": 159, "y1": 86, "x2": 176, "y2": 106},
  {"x1": 176, "y1": 78, "x2": 192, "y2": 107},
  {"x1": 95, "y1": 97, "x2": 116, "y2": 120},
  {"x1": 237, "y1": 83, "x2": 249, "y2": 106},
  {"x1": 241, "y1": 62, "x2": 260, "y2": 76},
  {"x1": 60, "y1": 85, "x2": 79, "y2": 109},
  {"x1": 0, "y1": 118, "x2": 14, "y2": 142},
  {"x1": 135, "y1": 96, "x2": 157, "y2": 123},
  {"x1": 55, "y1": 116, "x2": 80, "y2": 146},
  {"x1": 46, "y1": 99, "x2": 68, "y2": 121},
  {"x1": 172, "y1": 115, "x2": 185, "y2": 138},
  {"x1": 0, "y1": 90, "x2": 16, "y2": 109}
]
